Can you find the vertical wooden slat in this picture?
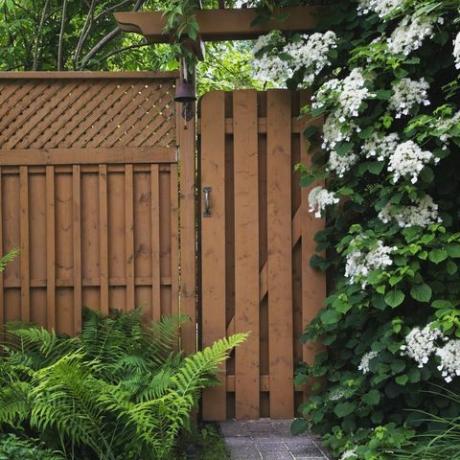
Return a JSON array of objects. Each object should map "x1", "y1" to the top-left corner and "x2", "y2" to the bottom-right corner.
[
  {"x1": 201, "y1": 91, "x2": 227, "y2": 421},
  {"x1": 0, "y1": 167, "x2": 4, "y2": 327},
  {"x1": 99, "y1": 165, "x2": 109, "y2": 316},
  {"x1": 300, "y1": 93, "x2": 326, "y2": 368},
  {"x1": 46, "y1": 166, "x2": 56, "y2": 329},
  {"x1": 72, "y1": 165, "x2": 82, "y2": 334},
  {"x1": 19, "y1": 166, "x2": 30, "y2": 322},
  {"x1": 151, "y1": 164, "x2": 161, "y2": 321},
  {"x1": 170, "y1": 164, "x2": 179, "y2": 318},
  {"x1": 125, "y1": 165, "x2": 135, "y2": 310},
  {"x1": 177, "y1": 102, "x2": 197, "y2": 354},
  {"x1": 267, "y1": 90, "x2": 294, "y2": 418},
  {"x1": 233, "y1": 90, "x2": 260, "y2": 419}
]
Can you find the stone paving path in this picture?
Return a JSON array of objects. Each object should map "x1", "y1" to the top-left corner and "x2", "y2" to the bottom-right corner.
[{"x1": 220, "y1": 419, "x2": 331, "y2": 460}]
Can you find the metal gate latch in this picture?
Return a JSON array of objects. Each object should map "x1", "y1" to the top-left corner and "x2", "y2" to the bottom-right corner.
[{"x1": 203, "y1": 187, "x2": 212, "y2": 217}]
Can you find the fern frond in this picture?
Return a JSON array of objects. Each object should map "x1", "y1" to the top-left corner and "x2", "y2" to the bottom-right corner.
[{"x1": 0, "y1": 249, "x2": 19, "y2": 273}]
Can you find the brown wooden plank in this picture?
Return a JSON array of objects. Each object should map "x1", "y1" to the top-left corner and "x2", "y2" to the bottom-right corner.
[
  {"x1": 19, "y1": 167, "x2": 30, "y2": 322},
  {"x1": 233, "y1": 90, "x2": 260, "y2": 419},
  {"x1": 170, "y1": 164, "x2": 179, "y2": 318},
  {"x1": 0, "y1": 71, "x2": 178, "y2": 79},
  {"x1": 177, "y1": 99, "x2": 197, "y2": 354},
  {"x1": 99, "y1": 165, "x2": 109, "y2": 316},
  {"x1": 125, "y1": 165, "x2": 135, "y2": 310},
  {"x1": 115, "y1": 6, "x2": 325, "y2": 42},
  {"x1": 267, "y1": 90, "x2": 294, "y2": 418},
  {"x1": 72, "y1": 166, "x2": 82, "y2": 333},
  {"x1": 0, "y1": 147, "x2": 177, "y2": 166},
  {"x1": 201, "y1": 91, "x2": 227, "y2": 421},
  {"x1": 150, "y1": 165, "x2": 161, "y2": 321},
  {"x1": 0, "y1": 167, "x2": 4, "y2": 327},
  {"x1": 46, "y1": 166, "x2": 56, "y2": 329},
  {"x1": 300, "y1": 104, "x2": 326, "y2": 367}
]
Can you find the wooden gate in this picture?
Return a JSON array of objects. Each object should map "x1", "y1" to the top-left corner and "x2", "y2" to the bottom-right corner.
[
  {"x1": 0, "y1": 72, "x2": 182, "y2": 336},
  {"x1": 200, "y1": 90, "x2": 325, "y2": 420}
]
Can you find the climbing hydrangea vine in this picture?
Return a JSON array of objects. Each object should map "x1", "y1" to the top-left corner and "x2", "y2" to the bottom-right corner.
[{"x1": 253, "y1": 0, "x2": 460, "y2": 458}]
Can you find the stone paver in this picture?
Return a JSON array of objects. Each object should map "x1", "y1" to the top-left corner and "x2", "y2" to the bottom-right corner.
[{"x1": 220, "y1": 419, "x2": 331, "y2": 460}]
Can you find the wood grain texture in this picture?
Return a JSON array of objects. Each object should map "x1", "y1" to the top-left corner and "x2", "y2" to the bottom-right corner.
[
  {"x1": 72, "y1": 166, "x2": 82, "y2": 334},
  {"x1": 201, "y1": 91, "x2": 227, "y2": 421},
  {"x1": 19, "y1": 167, "x2": 30, "y2": 322},
  {"x1": 177, "y1": 100, "x2": 197, "y2": 355},
  {"x1": 233, "y1": 90, "x2": 260, "y2": 419},
  {"x1": 266, "y1": 90, "x2": 294, "y2": 418},
  {"x1": 99, "y1": 165, "x2": 109, "y2": 316},
  {"x1": 46, "y1": 166, "x2": 56, "y2": 329}
]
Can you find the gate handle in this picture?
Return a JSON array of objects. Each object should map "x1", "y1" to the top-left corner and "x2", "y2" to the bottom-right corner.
[{"x1": 203, "y1": 187, "x2": 212, "y2": 217}]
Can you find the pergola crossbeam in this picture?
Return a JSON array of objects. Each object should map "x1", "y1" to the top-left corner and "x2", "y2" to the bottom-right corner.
[{"x1": 114, "y1": 6, "x2": 326, "y2": 43}]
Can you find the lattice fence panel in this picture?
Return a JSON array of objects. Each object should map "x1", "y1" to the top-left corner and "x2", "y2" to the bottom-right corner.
[{"x1": 0, "y1": 77, "x2": 176, "y2": 150}]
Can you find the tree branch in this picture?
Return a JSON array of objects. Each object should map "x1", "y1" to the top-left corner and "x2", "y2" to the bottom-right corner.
[
  {"x1": 57, "y1": 0, "x2": 68, "y2": 71},
  {"x1": 77, "y1": 0, "x2": 148, "y2": 70},
  {"x1": 32, "y1": 0, "x2": 50, "y2": 70}
]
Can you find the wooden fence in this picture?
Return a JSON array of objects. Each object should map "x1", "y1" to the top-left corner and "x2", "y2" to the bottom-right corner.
[
  {"x1": 0, "y1": 72, "x2": 181, "y2": 335},
  {"x1": 200, "y1": 90, "x2": 325, "y2": 420}
]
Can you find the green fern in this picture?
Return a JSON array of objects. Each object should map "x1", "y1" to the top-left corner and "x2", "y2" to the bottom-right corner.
[{"x1": 0, "y1": 311, "x2": 246, "y2": 460}]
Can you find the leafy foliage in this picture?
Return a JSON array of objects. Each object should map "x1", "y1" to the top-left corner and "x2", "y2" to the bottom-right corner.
[
  {"x1": 0, "y1": 434, "x2": 64, "y2": 460},
  {"x1": 245, "y1": 0, "x2": 460, "y2": 458},
  {"x1": 0, "y1": 309, "x2": 246, "y2": 460}
]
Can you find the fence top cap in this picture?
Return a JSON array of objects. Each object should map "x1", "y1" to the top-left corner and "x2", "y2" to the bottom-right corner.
[{"x1": 0, "y1": 71, "x2": 179, "y2": 80}]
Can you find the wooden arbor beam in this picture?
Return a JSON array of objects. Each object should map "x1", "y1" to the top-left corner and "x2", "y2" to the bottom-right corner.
[{"x1": 114, "y1": 6, "x2": 326, "y2": 43}]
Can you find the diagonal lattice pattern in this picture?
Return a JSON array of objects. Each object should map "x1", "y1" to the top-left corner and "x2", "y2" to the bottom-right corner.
[{"x1": 0, "y1": 78, "x2": 176, "y2": 150}]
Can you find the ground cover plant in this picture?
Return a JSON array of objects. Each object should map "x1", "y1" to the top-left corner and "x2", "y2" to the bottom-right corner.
[
  {"x1": 250, "y1": 0, "x2": 460, "y2": 458},
  {"x1": 0, "y1": 309, "x2": 245, "y2": 460}
]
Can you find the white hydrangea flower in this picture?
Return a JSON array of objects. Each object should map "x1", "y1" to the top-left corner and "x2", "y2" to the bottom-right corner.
[
  {"x1": 340, "y1": 449, "x2": 358, "y2": 460},
  {"x1": 389, "y1": 78, "x2": 430, "y2": 118},
  {"x1": 252, "y1": 31, "x2": 337, "y2": 86},
  {"x1": 328, "y1": 388, "x2": 346, "y2": 401},
  {"x1": 362, "y1": 132, "x2": 400, "y2": 160},
  {"x1": 378, "y1": 195, "x2": 441, "y2": 228},
  {"x1": 436, "y1": 340, "x2": 460, "y2": 383},
  {"x1": 358, "y1": 350, "x2": 379, "y2": 374},
  {"x1": 454, "y1": 32, "x2": 460, "y2": 69},
  {"x1": 401, "y1": 323, "x2": 445, "y2": 368},
  {"x1": 322, "y1": 115, "x2": 357, "y2": 151},
  {"x1": 345, "y1": 240, "x2": 395, "y2": 286},
  {"x1": 313, "y1": 68, "x2": 375, "y2": 120},
  {"x1": 328, "y1": 150, "x2": 358, "y2": 177},
  {"x1": 436, "y1": 111, "x2": 460, "y2": 146},
  {"x1": 308, "y1": 186, "x2": 339, "y2": 218},
  {"x1": 388, "y1": 141, "x2": 438, "y2": 184},
  {"x1": 387, "y1": 15, "x2": 434, "y2": 56},
  {"x1": 357, "y1": 0, "x2": 400, "y2": 18}
]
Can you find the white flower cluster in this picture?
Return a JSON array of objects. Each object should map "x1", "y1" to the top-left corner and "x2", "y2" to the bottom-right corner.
[
  {"x1": 388, "y1": 141, "x2": 438, "y2": 184},
  {"x1": 345, "y1": 240, "x2": 395, "y2": 286},
  {"x1": 328, "y1": 150, "x2": 358, "y2": 177},
  {"x1": 308, "y1": 186, "x2": 339, "y2": 218},
  {"x1": 322, "y1": 115, "x2": 357, "y2": 151},
  {"x1": 378, "y1": 195, "x2": 441, "y2": 228},
  {"x1": 252, "y1": 31, "x2": 337, "y2": 86},
  {"x1": 454, "y1": 32, "x2": 460, "y2": 69},
  {"x1": 387, "y1": 15, "x2": 434, "y2": 56},
  {"x1": 436, "y1": 340, "x2": 460, "y2": 383},
  {"x1": 362, "y1": 132, "x2": 399, "y2": 160},
  {"x1": 389, "y1": 78, "x2": 430, "y2": 118},
  {"x1": 357, "y1": 0, "x2": 400, "y2": 18},
  {"x1": 313, "y1": 68, "x2": 374, "y2": 120},
  {"x1": 358, "y1": 350, "x2": 379, "y2": 374},
  {"x1": 437, "y1": 111, "x2": 460, "y2": 146},
  {"x1": 401, "y1": 323, "x2": 445, "y2": 368}
]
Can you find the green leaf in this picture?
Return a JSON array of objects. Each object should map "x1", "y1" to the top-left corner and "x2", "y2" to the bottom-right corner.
[
  {"x1": 321, "y1": 309, "x2": 341, "y2": 325},
  {"x1": 291, "y1": 418, "x2": 308, "y2": 435},
  {"x1": 375, "y1": 89, "x2": 393, "y2": 100},
  {"x1": 395, "y1": 375, "x2": 409, "y2": 386},
  {"x1": 429, "y1": 248, "x2": 448, "y2": 264},
  {"x1": 447, "y1": 244, "x2": 460, "y2": 258},
  {"x1": 336, "y1": 143, "x2": 353, "y2": 155},
  {"x1": 384, "y1": 290, "x2": 405, "y2": 308},
  {"x1": 362, "y1": 389, "x2": 381, "y2": 406},
  {"x1": 334, "y1": 402, "x2": 356, "y2": 418},
  {"x1": 410, "y1": 283, "x2": 432, "y2": 303},
  {"x1": 447, "y1": 260, "x2": 458, "y2": 275}
]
